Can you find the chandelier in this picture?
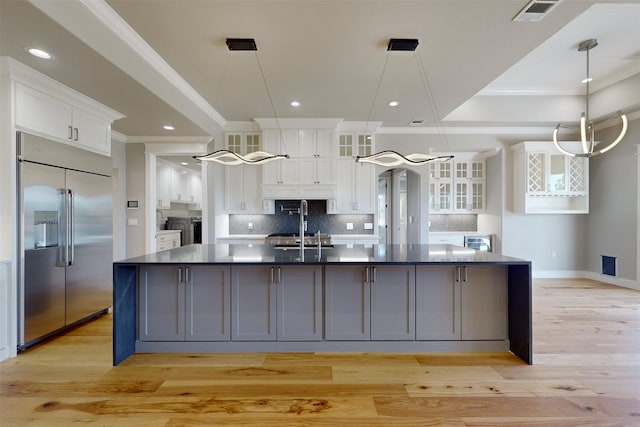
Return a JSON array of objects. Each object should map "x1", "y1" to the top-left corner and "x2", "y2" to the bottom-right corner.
[{"x1": 553, "y1": 39, "x2": 627, "y2": 158}]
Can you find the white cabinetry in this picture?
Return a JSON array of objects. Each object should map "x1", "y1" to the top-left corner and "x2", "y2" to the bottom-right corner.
[
  {"x1": 329, "y1": 134, "x2": 375, "y2": 213},
  {"x1": 299, "y1": 129, "x2": 337, "y2": 198},
  {"x1": 156, "y1": 230, "x2": 181, "y2": 251},
  {"x1": 512, "y1": 141, "x2": 589, "y2": 214},
  {"x1": 157, "y1": 159, "x2": 202, "y2": 208},
  {"x1": 429, "y1": 155, "x2": 485, "y2": 213},
  {"x1": 224, "y1": 133, "x2": 273, "y2": 213},
  {"x1": 262, "y1": 128, "x2": 337, "y2": 199},
  {"x1": 262, "y1": 129, "x2": 300, "y2": 198},
  {"x1": 156, "y1": 160, "x2": 172, "y2": 209},
  {"x1": 14, "y1": 81, "x2": 122, "y2": 156}
]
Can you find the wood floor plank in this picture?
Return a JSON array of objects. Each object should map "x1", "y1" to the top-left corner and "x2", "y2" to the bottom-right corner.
[
  {"x1": 374, "y1": 396, "x2": 640, "y2": 418},
  {"x1": 1, "y1": 277, "x2": 638, "y2": 426},
  {"x1": 155, "y1": 382, "x2": 408, "y2": 398},
  {"x1": 405, "y1": 379, "x2": 597, "y2": 397}
]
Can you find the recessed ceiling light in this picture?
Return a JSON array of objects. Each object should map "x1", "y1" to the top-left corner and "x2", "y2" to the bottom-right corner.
[
  {"x1": 388, "y1": 101, "x2": 399, "y2": 107},
  {"x1": 26, "y1": 48, "x2": 52, "y2": 59},
  {"x1": 181, "y1": 162, "x2": 188, "y2": 166},
  {"x1": 163, "y1": 125, "x2": 175, "y2": 130},
  {"x1": 290, "y1": 101, "x2": 301, "y2": 107},
  {"x1": 582, "y1": 77, "x2": 593, "y2": 83}
]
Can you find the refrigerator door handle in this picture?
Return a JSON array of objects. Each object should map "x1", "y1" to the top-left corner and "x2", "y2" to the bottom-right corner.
[
  {"x1": 68, "y1": 189, "x2": 75, "y2": 266},
  {"x1": 56, "y1": 188, "x2": 69, "y2": 267}
]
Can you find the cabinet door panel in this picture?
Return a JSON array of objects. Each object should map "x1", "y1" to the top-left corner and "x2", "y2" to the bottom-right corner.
[
  {"x1": 16, "y1": 83, "x2": 72, "y2": 141},
  {"x1": 354, "y1": 163, "x2": 375, "y2": 212},
  {"x1": 416, "y1": 266, "x2": 460, "y2": 340},
  {"x1": 72, "y1": 107, "x2": 110, "y2": 155},
  {"x1": 186, "y1": 266, "x2": 230, "y2": 341},
  {"x1": 139, "y1": 266, "x2": 184, "y2": 341},
  {"x1": 277, "y1": 266, "x2": 323, "y2": 341},
  {"x1": 371, "y1": 266, "x2": 415, "y2": 340},
  {"x1": 461, "y1": 266, "x2": 507, "y2": 340},
  {"x1": 325, "y1": 265, "x2": 370, "y2": 340},
  {"x1": 231, "y1": 266, "x2": 276, "y2": 341}
]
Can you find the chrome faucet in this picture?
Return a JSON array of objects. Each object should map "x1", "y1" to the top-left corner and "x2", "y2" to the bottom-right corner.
[{"x1": 299, "y1": 199, "x2": 308, "y2": 260}]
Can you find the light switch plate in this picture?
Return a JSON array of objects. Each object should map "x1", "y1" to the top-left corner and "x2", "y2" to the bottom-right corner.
[
  {"x1": 127, "y1": 218, "x2": 138, "y2": 226},
  {"x1": 346, "y1": 222, "x2": 354, "y2": 230}
]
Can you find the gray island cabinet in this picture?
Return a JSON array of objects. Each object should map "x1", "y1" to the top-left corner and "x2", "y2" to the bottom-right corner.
[{"x1": 113, "y1": 244, "x2": 532, "y2": 365}]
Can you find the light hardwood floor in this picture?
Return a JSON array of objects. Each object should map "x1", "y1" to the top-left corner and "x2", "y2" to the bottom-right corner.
[{"x1": 1, "y1": 278, "x2": 639, "y2": 426}]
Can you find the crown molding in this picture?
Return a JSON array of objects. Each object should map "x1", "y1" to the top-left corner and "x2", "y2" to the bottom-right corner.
[
  {"x1": 376, "y1": 126, "x2": 556, "y2": 135},
  {"x1": 113, "y1": 132, "x2": 213, "y2": 144},
  {"x1": 28, "y1": 0, "x2": 226, "y2": 134}
]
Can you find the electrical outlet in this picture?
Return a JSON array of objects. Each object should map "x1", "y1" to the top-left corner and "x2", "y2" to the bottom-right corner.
[
  {"x1": 346, "y1": 222, "x2": 354, "y2": 230},
  {"x1": 248, "y1": 222, "x2": 253, "y2": 230},
  {"x1": 364, "y1": 222, "x2": 373, "y2": 230},
  {"x1": 127, "y1": 218, "x2": 138, "y2": 226}
]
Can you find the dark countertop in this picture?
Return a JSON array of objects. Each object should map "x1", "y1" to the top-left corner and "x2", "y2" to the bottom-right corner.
[{"x1": 114, "y1": 244, "x2": 529, "y2": 265}]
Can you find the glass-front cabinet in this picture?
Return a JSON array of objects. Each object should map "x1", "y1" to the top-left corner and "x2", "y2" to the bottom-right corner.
[
  {"x1": 512, "y1": 141, "x2": 589, "y2": 214},
  {"x1": 429, "y1": 156, "x2": 485, "y2": 213}
]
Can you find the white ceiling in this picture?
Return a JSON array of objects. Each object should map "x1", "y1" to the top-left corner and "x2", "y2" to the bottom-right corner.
[{"x1": 1, "y1": 0, "x2": 639, "y2": 139}]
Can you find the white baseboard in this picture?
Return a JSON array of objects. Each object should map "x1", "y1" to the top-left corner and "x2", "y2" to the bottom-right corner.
[{"x1": 534, "y1": 269, "x2": 639, "y2": 291}]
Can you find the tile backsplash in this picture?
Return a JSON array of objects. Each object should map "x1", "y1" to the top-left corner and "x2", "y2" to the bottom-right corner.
[
  {"x1": 229, "y1": 200, "x2": 374, "y2": 235},
  {"x1": 428, "y1": 214, "x2": 477, "y2": 232}
]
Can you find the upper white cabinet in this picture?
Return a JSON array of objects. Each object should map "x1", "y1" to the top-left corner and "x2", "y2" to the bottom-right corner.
[
  {"x1": 157, "y1": 158, "x2": 202, "y2": 209},
  {"x1": 224, "y1": 133, "x2": 273, "y2": 213},
  {"x1": 14, "y1": 78, "x2": 123, "y2": 157},
  {"x1": 429, "y1": 155, "x2": 485, "y2": 213},
  {"x1": 262, "y1": 129, "x2": 301, "y2": 198},
  {"x1": 329, "y1": 134, "x2": 375, "y2": 213},
  {"x1": 262, "y1": 128, "x2": 337, "y2": 199},
  {"x1": 512, "y1": 141, "x2": 589, "y2": 214}
]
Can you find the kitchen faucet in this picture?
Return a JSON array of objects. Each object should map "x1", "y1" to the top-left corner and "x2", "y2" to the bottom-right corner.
[{"x1": 299, "y1": 200, "x2": 308, "y2": 260}]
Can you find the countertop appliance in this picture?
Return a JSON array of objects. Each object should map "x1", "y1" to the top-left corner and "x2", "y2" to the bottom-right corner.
[
  {"x1": 17, "y1": 132, "x2": 113, "y2": 349},
  {"x1": 464, "y1": 234, "x2": 494, "y2": 252}
]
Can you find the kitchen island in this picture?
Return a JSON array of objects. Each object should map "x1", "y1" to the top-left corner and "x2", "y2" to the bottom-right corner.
[{"x1": 113, "y1": 244, "x2": 531, "y2": 365}]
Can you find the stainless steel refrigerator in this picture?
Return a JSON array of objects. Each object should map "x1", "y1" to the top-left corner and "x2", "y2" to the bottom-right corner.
[{"x1": 17, "y1": 132, "x2": 113, "y2": 349}]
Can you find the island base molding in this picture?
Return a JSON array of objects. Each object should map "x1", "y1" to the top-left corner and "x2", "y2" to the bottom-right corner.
[{"x1": 135, "y1": 340, "x2": 510, "y2": 353}]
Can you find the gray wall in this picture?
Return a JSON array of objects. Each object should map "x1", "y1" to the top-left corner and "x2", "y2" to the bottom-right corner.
[
  {"x1": 111, "y1": 139, "x2": 127, "y2": 261},
  {"x1": 125, "y1": 143, "x2": 146, "y2": 257},
  {"x1": 586, "y1": 119, "x2": 638, "y2": 281},
  {"x1": 501, "y1": 138, "x2": 588, "y2": 273}
]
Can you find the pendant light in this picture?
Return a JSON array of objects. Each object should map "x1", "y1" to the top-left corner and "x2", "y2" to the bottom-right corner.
[
  {"x1": 356, "y1": 38, "x2": 454, "y2": 167},
  {"x1": 553, "y1": 39, "x2": 628, "y2": 158},
  {"x1": 195, "y1": 38, "x2": 289, "y2": 165}
]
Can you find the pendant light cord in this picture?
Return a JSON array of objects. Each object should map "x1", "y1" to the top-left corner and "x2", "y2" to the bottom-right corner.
[
  {"x1": 255, "y1": 52, "x2": 285, "y2": 148},
  {"x1": 416, "y1": 52, "x2": 450, "y2": 151},
  {"x1": 363, "y1": 52, "x2": 391, "y2": 135}
]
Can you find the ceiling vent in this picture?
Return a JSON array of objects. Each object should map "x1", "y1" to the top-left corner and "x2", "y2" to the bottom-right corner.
[
  {"x1": 226, "y1": 38, "x2": 257, "y2": 51},
  {"x1": 409, "y1": 119, "x2": 424, "y2": 126},
  {"x1": 513, "y1": 0, "x2": 562, "y2": 22}
]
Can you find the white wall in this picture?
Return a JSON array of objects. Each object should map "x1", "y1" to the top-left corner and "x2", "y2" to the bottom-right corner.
[{"x1": 586, "y1": 118, "x2": 639, "y2": 285}]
